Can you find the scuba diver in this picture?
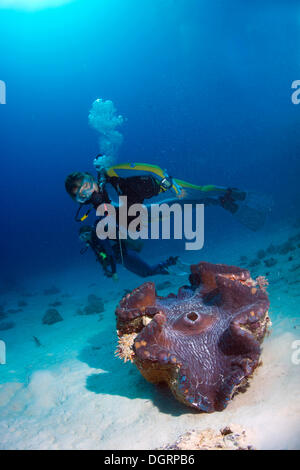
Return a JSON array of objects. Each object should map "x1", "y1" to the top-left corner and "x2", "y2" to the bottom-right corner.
[
  {"x1": 66, "y1": 156, "x2": 250, "y2": 218},
  {"x1": 79, "y1": 225, "x2": 178, "y2": 280},
  {"x1": 65, "y1": 155, "x2": 268, "y2": 232},
  {"x1": 66, "y1": 155, "x2": 270, "y2": 279}
]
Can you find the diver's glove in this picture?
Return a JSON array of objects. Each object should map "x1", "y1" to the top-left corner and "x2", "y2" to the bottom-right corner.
[
  {"x1": 165, "y1": 256, "x2": 179, "y2": 267},
  {"x1": 157, "y1": 256, "x2": 179, "y2": 274}
]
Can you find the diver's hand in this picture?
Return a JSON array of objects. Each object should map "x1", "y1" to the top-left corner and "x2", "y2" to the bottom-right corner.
[{"x1": 105, "y1": 271, "x2": 118, "y2": 281}]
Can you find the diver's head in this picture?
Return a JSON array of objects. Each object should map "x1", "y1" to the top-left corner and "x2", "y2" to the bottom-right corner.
[
  {"x1": 79, "y1": 225, "x2": 93, "y2": 243},
  {"x1": 65, "y1": 172, "x2": 99, "y2": 204}
]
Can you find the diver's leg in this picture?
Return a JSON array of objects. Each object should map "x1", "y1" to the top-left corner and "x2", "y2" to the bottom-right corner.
[
  {"x1": 123, "y1": 250, "x2": 173, "y2": 277},
  {"x1": 184, "y1": 190, "x2": 268, "y2": 231}
]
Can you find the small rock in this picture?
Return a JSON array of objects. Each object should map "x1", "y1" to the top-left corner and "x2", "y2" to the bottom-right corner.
[
  {"x1": 289, "y1": 264, "x2": 300, "y2": 273},
  {"x1": 266, "y1": 243, "x2": 278, "y2": 255},
  {"x1": 42, "y1": 308, "x2": 63, "y2": 325},
  {"x1": 21, "y1": 291, "x2": 35, "y2": 297},
  {"x1": 7, "y1": 309, "x2": 22, "y2": 314},
  {"x1": 157, "y1": 281, "x2": 173, "y2": 291},
  {"x1": 159, "y1": 424, "x2": 254, "y2": 450},
  {"x1": 278, "y1": 241, "x2": 295, "y2": 255},
  {"x1": 293, "y1": 219, "x2": 300, "y2": 229},
  {"x1": 83, "y1": 305, "x2": 104, "y2": 315},
  {"x1": 248, "y1": 259, "x2": 260, "y2": 268},
  {"x1": 288, "y1": 232, "x2": 300, "y2": 243},
  {"x1": 256, "y1": 249, "x2": 266, "y2": 260},
  {"x1": 82, "y1": 294, "x2": 104, "y2": 315},
  {"x1": 264, "y1": 258, "x2": 277, "y2": 268},
  {"x1": 77, "y1": 295, "x2": 105, "y2": 315},
  {"x1": 0, "y1": 321, "x2": 15, "y2": 331},
  {"x1": 82, "y1": 305, "x2": 96, "y2": 315}
]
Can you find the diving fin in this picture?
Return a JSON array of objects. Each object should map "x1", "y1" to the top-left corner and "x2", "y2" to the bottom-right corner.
[{"x1": 233, "y1": 191, "x2": 272, "y2": 231}]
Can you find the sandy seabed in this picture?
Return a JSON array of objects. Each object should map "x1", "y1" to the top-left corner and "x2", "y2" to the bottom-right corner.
[{"x1": 0, "y1": 224, "x2": 299, "y2": 450}]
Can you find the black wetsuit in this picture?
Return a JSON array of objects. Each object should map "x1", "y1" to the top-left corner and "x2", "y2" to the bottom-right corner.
[
  {"x1": 89, "y1": 174, "x2": 161, "y2": 212},
  {"x1": 87, "y1": 230, "x2": 171, "y2": 278}
]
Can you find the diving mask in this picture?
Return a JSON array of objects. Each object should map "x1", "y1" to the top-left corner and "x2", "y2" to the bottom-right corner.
[{"x1": 75, "y1": 175, "x2": 96, "y2": 204}]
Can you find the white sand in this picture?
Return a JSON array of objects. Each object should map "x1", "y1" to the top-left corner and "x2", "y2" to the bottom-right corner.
[{"x1": 0, "y1": 223, "x2": 299, "y2": 450}]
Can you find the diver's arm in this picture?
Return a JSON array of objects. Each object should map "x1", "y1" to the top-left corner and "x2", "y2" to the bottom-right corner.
[
  {"x1": 94, "y1": 248, "x2": 117, "y2": 278},
  {"x1": 198, "y1": 187, "x2": 246, "y2": 213}
]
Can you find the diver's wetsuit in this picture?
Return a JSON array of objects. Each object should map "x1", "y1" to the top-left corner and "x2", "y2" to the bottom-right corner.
[
  {"x1": 88, "y1": 173, "x2": 242, "y2": 218},
  {"x1": 82, "y1": 173, "x2": 247, "y2": 276},
  {"x1": 87, "y1": 230, "x2": 172, "y2": 278},
  {"x1": 80, "y1": 174, "x2": 173, "y2": 277},
  {"x1": 87, "y1": 231, "x2": 117, "y2": 277}
]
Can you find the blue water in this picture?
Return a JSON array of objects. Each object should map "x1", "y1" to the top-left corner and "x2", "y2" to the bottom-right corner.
[{"x1": 0, "y1": 0, "x2": 299, "y2": 282}]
